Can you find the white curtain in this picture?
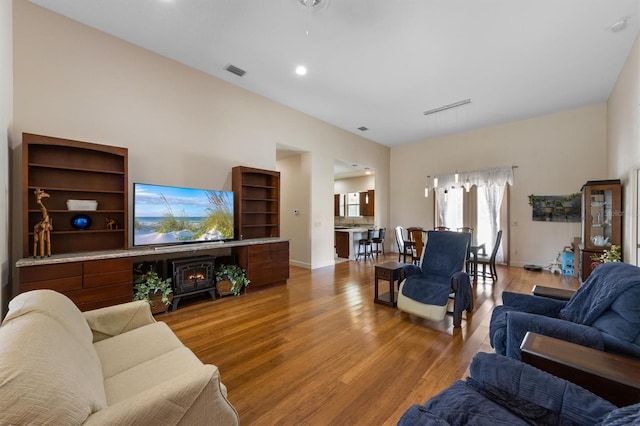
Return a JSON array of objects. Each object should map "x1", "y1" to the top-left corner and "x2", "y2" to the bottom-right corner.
[
  {"x1": 478, "y1": 184, "x2": 506, "y2": 263},
  {"x1": 432, "y1": 166, "x2": 513, "y2": 190},
  {"x1": 433, "y1": 166, "x2": 512, "y2": 263}
]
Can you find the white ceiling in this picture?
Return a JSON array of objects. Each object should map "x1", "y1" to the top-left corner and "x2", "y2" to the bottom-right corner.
[{"x1": 30, "y1": 0, "x2": 639, "y2": 151}]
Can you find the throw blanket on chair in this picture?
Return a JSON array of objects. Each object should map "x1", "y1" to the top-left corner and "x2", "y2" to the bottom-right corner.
[
  {"x1": 560, "y1": 262, "x2": 640, "y2": 325},
  {"x1": 401, "y1": 268, "x2": 471, "y2": 311}
]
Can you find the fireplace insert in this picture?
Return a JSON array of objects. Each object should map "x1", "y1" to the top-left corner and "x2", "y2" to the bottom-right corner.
[{"x1": 168, "y1": 256, "x2": 216, "y2": 311}]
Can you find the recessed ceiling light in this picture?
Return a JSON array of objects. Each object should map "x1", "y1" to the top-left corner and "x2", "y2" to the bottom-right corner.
[{"x1": 295, "y1": 65, "x2": 307, "y2": 76}]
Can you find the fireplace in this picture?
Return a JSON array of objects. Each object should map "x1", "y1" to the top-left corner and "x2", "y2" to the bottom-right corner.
[{"x1": 169, "y1": 256, "x2": 216, "y2": 311}]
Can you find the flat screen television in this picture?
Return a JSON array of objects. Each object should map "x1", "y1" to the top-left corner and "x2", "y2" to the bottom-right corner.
[{"x1": 133, "y1": 183, "x2": 234, "y2": 247}]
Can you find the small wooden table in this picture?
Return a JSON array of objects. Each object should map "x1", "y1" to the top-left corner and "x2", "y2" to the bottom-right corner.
[
  {"x1": 531, "y1": 285, "x2": 575, "y2": 301},
  {"x1": 520, "y1": 332, "x2": 640, "y2": 407},
  {"x1": 374, "y1": 261, "x2": 406, "y2": 307}
]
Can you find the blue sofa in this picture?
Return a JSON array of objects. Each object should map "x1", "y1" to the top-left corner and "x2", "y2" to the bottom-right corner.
[
  {"x1": 398, "y1": 352, "x2": 640, "y2": 426},
  {"x1": 489, "y1": 262, "x2": 640, "y2": 360}
]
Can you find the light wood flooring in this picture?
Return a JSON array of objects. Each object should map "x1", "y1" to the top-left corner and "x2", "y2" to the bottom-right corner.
[{"x1": 161, "y1": 256, "x2": 579, "y2": 425}]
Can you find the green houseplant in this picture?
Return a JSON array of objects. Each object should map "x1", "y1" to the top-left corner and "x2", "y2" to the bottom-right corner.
[
  {"x1": 214, "y1": 264, "x2": 250, "y2": 296},
  {"x1": 133, "y1": 264, "x2": 173, "y2": 313},
  {"x1": 590, "y1": 244, "x2": 622, "y2": 270}
]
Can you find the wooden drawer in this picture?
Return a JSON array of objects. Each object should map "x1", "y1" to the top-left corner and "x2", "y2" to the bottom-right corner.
[
  {"x1": 248, "y1": 260, "x2": 289, "y2": 286},
  {"x1": 84, "y1": 258, "x2": 131, "y2": 274},
  {"x1": 20, "y1": 262, "x2": 82, "y2": 283},
  {"x1": 248, "y1": 242, "x2": 288, "y2": 258},
  {"x1": 74, "y1": 295, "x2": 133, "y2": 312},
  {"x1": 84, "y1": 269, "x2": 132, "y2": 288},
  {"x1": 66, "y1": 282, "x2": 132, "y2": 307},
  {"x1": 376, "y1": 267, "x2": 392, "y2": 281},
  {"x1": 20, "y1": 276, "x2": 83, "y2": 293}
]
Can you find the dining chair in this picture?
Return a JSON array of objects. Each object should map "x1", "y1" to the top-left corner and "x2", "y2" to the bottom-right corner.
[
  {"x1": 356, "y1": 229, "x2": 375, "y2": 261},
  {"x1": 395, "y1": 226, "x2": 417, "y2": 263},
  {"x1": 408, "y1": 228, "x2": 424, "y2": 265},
  {"x1": 457, "y1": 227, "x2": 474, "y2": 273},
  {"x1": 371, "y1": 228, "x2": 386, "y2": 258},
  {"x1": 435, "y1": 226, "x2": 450, "y2": 231},
  {"x1": 476, "y1": 230, "x2": 502, "y2": 281}
]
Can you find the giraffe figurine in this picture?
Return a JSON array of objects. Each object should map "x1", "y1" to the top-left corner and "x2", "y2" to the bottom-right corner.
[{"x1": 33, "y1": 188, "x2": 53, "y2": 258}]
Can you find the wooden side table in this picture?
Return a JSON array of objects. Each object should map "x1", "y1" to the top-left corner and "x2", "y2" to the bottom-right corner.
[
  {"x1": 520, "y1": 332, "x2": 640, "y2": 407},
  {"x1": 374, "y1": 261, "x2": 406, "y2": 307},
  {"x1": 531, "y1": 285, "x2": 575, "y2": 301}
]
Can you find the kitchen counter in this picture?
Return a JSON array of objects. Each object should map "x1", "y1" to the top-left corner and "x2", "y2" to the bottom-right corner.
[
  {"x1": 334, "y1": 227, "x2": 369, "y2": 233},
  {"x1": 334, "y1": 227, "x2": 371, "y2": 260}
]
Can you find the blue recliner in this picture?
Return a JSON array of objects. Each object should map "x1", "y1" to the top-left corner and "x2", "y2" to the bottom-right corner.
[
  {"x1": 397, "y1": 231, "x2": 472, "y2": 327},
  {"x1": 398, "y1": 352, "x2": 640, "y2": 426},
  {"x1": 489, "y1": 262, "x2": 640, "y2": 360}
]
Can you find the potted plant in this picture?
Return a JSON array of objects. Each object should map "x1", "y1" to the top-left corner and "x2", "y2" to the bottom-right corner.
[
  {"x1": 133, "y1": 264, "x2": 173, "y2": 314},
  {"x1": 214, "y1": 263, "x2": 250, "y2": 296},
  {"x1": 590, "y1": 244, "x2": 621, "y2": 271}
]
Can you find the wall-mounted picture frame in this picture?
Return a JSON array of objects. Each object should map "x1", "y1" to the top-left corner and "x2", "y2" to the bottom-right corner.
[{"x1": 528, "y1": 193, "x2": 581, "y2": 222}]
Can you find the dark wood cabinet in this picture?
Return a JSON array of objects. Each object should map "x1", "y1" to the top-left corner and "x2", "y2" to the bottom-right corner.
[
  {"x1": 232, "y1": 166, "x2": 280, "y2": 240},
  {"x1": 233, "y1": 241, "x2": 289, "y2": 291},
  {"x1": 359, "y1": 190, "x2": 374, "y2": 216},
  {"x1": 579, "y1": 180, "x2": 622, "y2": 282},
  {"x1": 335, "y1": 231, "x2": 349, "y2": 258},
  {"x1": 22, "y1": 133, "x2": 128, "y2": 258},
  {"x1": 19, "y1": 257, "x2": 133, "y2": 311},
  {"x1": 334, "y1": 194, "x2": 343, "y2": 217}
]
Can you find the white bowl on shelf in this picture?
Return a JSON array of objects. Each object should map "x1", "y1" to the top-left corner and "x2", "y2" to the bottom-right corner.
[{"x1": 66, "y1": 199, "x2": 98, "y2": 211}]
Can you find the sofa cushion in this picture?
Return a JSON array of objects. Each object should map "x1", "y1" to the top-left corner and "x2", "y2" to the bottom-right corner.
[
  {"x1": 94, "y1": 321, "x2": 185, "y2": 379},
  {"x1": 103, "y1": 347, "x2": 206, "y2": 405},
  {"x1": 4, "y1": 289, "x2": 95, "y2": 351},
  {"x1": 0, "y1": 312, "x2": 107, "y2": 425},
  {"x1": 470, "y1": 352, "x2": 615, "y2": 425},
  {"x1": 416, "y1": 381, "x2": 530, "y2": 425}
]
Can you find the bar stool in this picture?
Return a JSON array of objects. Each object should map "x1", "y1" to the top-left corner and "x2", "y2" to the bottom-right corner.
[
  {"x1": 371, "y1": 228, "x2": 386, "y2": 258},
  {"x1": 357, "y1": 229, "x2": 375, "y2": 260}
]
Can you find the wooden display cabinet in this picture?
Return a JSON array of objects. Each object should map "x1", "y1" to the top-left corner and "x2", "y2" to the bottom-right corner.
[
  {"x1": 22, "y1": 133, "x2": 128, "y2": 258},
  {"x1": 579, "y1": 179, "x2": 622, "y2": 281},
  {"x1": 232, "y1": 166, "x2": 280, "y2": 240}
]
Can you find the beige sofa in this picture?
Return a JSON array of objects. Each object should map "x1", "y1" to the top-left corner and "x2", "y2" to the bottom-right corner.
[{"x1": 0, "y1": 289, "x2": 239, "y2": 425}]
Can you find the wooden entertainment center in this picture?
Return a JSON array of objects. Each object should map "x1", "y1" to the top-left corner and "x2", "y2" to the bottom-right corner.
[{"x1": 17, "y1": 133, "x2": 289, "y2": 311}]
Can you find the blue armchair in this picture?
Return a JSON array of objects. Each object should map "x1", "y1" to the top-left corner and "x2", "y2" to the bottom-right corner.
[
  {"x1": 489, "y1": 262, "x2": 640, "y2": 360},
  {"x1": 398, "y1": 351, "x2": 640, "y2": 426},
  {"x1": 397, "y1": 231, "x2": 472, "y2": 327}
]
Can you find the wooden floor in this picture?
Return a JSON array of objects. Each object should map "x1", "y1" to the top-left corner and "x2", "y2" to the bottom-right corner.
[{"x1": 161, "y1": 256, "x2": 579, "y2": 426}]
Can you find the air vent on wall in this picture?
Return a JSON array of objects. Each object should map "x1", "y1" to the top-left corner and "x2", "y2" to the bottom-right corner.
[
  {"x1": 224, "y1": 64, "x2": 246, "y2": 77},
  {"x1": 358, "y1": 126, "x2": 368, "y2": 131}
]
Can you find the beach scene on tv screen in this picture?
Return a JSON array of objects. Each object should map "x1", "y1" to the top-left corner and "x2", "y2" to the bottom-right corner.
[{"x1": 134, "y1": 184, "x2": 234, "y2": 245}]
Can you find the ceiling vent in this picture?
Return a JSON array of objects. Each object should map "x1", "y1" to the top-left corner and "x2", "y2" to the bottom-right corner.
[
  {"x1": 358, "y1": 126, "x2": 368, "y2": 131},
  {"x1": 224, "y1": 64, "x2": 246, "y2": 77}
]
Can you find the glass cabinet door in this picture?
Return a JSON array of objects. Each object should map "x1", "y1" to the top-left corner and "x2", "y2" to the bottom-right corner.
[{"x1": 582, "y1": 180, "x2": 622, "y2": 252}]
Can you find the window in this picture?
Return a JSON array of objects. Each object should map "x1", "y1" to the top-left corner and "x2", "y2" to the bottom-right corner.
[{"x1": 434, "y1": 166, "x2": 513, "y2": 264}]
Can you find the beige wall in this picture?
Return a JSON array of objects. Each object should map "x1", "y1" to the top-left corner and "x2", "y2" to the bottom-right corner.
[
  {"x1": 277, "y1": 153, "x2": 312, "y2": 268},
  {"x1": 391, "y1": 104, "x2": 608, "y2": 267},
  {"x1": 11, "y1": 1, "x2": 390, "y2": 274},
  {"x1": 607, "y1": 33, "x2": 640, "y2": 265},
  {"x1": 1, "y1": 0, "x2": 12, "y2": 316}
]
